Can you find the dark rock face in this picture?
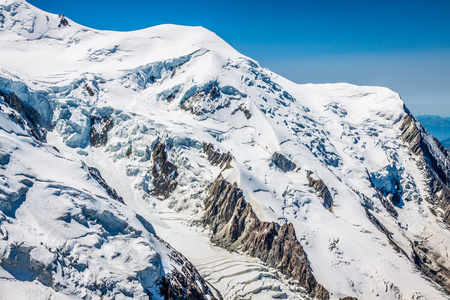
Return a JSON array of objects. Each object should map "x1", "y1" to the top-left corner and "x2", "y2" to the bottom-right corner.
[
  {"x1": 58, "y1": 14, "x2": 69, "y2": 27},
  {"x1": 203, "y1": 176, "x2": 329, "y2": 300},
  {"x1": 181, "y1": 83, "x2": 228, "y2": 116},
  {"x1": 399, "y1": 110, "x2": 450, "y2": 293},
  {"x1": 85, "y1": 83, "x2": 95, "y2": 97},
  {"x1": 306, "y1": 170, "x2": 333, "y2": 210},
  {"x1": 90, "y1": 115, "x2": 113, "y2": 147},
  {"x1": 87, "y1": 166, "x2": 125, "y2": 204},
  {"x1": 231, "y1": 103, "x2": 251, "y2": 119},
  {"x1": 151, "y1": 142, "x2": 178, "y2": 199},
  {"x1": 203, "y1": 143, "x2": 232, "y2": 169},
  {"x1": 411, "y1": 240, "x2": 450, "y2": 295},
  {"x1": 400, "y1": 111, "x2": 450, "y2": 223},
  {"x1": 0, "y1": 90, "x2": 46, "y2": 141},
  {"x1": 154, "y1": 235, "x2": 220, "y2": 300},
  {"x1": 272, "y1": 152, "x2": 297, "y2": 172}
]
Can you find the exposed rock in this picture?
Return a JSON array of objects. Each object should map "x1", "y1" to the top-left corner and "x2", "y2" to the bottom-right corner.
[
  {"x1": 87, "y1": 166, "x2": 125, "y2": 204},
  {"x1": 58, "y1": 14, "x2": 69, "y2": 27},
  {"x1": 203, "y1": 176, "x2": 329, "y2": 300},
  {"x1": 203, "y1": 143, "x2": 232, "y2": 169},
  {"x1": 400, "y1": 111, "x2": 450, "y2": 224},
  {"x1": 85, "y1": 83, "x2": 95, "y2": 97},
  {"x1": 90, "y1": 115, "x2": 113, "y2": 147},
  {"x1": 306, "y1": 170, "x2": 333, "y2": 210},
  {"x1": 181, "y1": 83, "x2": 229, "y2": 115},
  {"x1": 0, "y1": 89, "x2": 46, "y2": 141},
  {"x1": 272, "y1": 152, "x2": 297, "y2": 172},
  {"x1": 154, "y1": 235, "x2": 220, "y2": 300},
  {"x1": 231, "y1": 103, "x2": 251, "y2": 119},
  {"x1": 151, "y1": 142, "x2": 178, "y2": 199},
  {"x1": 365, "y1": 209, "x2": 408, "y2": 257},
  {"x1": 411, "y1": 240, "x2": 450, "y2": 294},
  {"x1": 399, "y1": 110, "x2": 450, "y2": 293}
]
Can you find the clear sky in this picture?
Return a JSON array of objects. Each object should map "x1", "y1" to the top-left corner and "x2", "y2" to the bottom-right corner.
[{"x1": 28, "y1": 0, "x2": 450, "y2": 117}]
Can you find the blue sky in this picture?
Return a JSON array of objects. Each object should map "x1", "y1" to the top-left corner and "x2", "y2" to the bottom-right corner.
[{"x1": 29, "y1": 0, "x2": 450, "y2": 117}]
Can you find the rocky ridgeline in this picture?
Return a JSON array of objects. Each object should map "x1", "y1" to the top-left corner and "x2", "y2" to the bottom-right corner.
[
  {"x1": 0, "y1": 90, "x2": 46, "y2": 141},
  {"x1": 203, "y1": 176, "x2": 329, "y2": 300},
  {"x1": 400, "y1": 111, "x2": 450, "y2": 293},
  {"x1": 400, "y1": 111, "x2": 450, "y2": 223},
  {"x1": 154, "y1": 235, "x2": 220, "y2": 300},
  {"x1": 151, "y1": 142, "x2": 178, "y2": 199},
  {"x1": 87, "y1": 166, "x2": 125, "y2": 204},
  {"x1": 306, "y1": 170, "x2": 333, "y2": 210},
  {"x1": 203, "y1": 143, "x2": 232, "y2": 169},
  {"x1": 181, "y1": 83, "x2": 224, "y2": 116}
]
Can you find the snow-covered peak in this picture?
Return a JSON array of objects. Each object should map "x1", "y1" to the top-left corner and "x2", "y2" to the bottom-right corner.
[
  {"x1": 1, "y1": 1, "x2": 450, "y2": 299},
  {"x1": 0, "y1": 0, "x2": 77, "y2": 39},
  {"x1": 0, "y1": 0, "x2": 242, "y2": 82}
]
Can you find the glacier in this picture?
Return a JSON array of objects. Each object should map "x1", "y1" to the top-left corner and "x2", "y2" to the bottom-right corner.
[{"x1": 0, "y1": 0, "x2": 449, "y2": 299}]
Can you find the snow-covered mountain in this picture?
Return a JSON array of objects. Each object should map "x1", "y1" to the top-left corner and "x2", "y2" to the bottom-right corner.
[{"x1": 1, "y1": 1, "x2": 449, "y2": 299}]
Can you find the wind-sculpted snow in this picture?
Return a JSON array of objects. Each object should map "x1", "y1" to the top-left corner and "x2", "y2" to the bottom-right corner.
[{"x1": 1, "y1": 1, "x2": 450, "y2": 299}]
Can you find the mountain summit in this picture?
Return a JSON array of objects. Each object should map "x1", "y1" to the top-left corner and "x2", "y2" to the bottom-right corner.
[{"x1": 1, "y1": 1, "x2": 449, "y2": 299}]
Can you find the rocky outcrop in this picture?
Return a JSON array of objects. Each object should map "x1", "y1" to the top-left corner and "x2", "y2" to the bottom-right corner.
[
  {"x1": 203, "y1": 176, "x2": 329, "y2": 299},
  {"x1": 181, "y1": 83, "x2": 228, "y2": 116},
  {"x1": 85, "y1": 83, "x2": 95, "y2": 97},
  {"x1": 0, "y1": 90, "x2": 46, "y2": 141},
  {"x1": 90, "y1": 115, "x2": 113, "y2": 147},
  {"x1": 306, "y1": 170, "x2": 333, "y2": 210},
  {"x1": 400, "y1": 111, "x2": 450, "y2": 224},
  {"x1": 399, "y1": 110, "x2": 450, "y2": 293},
  {"x1": 58, "y1": 14, "x2": 69, "y2": 27},
  {"x1": 411, "y1": 240, "x2": 450, "y2": 294},
  {"x1": 87, "y1": 166, "x2": 125, "y2": 204},
  {"x1": 231, "y1": 103, "x2": 251, "y2": 119},
  {"x1": 155, "y1": 235, "x2": 220, "y2": 300},
  {"x1": 203, "y1": 143, "x2": 232, "y2": 169},
  {"x1": 151, "y1": 142, "x2": 178, "y2": 198},
  {"x1": 272, "y1": 152, "x2": 297, "y2": 172}
]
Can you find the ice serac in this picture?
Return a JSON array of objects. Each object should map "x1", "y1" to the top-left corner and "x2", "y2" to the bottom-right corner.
[
  {"x1": 203, "y1": 175, "x2": 329, "y2": 299},
  {"x1": 0, "y1": 89, "x2": 46, "y2": 141},
  {"x1": 1, "y1": 1, "x2": 450, "y2": 299},
  {"x1": 0, "y1": 99, "x2": 218, "y2": 300}
]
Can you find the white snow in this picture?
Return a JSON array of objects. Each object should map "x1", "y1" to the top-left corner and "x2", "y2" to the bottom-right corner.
[{"x1": 1, "y1": 1, "x2": 449, "y2": 299}]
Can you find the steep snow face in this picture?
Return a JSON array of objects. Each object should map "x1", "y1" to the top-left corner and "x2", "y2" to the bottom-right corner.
[
  {"x1": 1, "y1": 1, "x2": 450, "y2": 300},
  {"x1": 0, "y1": 95, "x2": 218, "y2": 299}
]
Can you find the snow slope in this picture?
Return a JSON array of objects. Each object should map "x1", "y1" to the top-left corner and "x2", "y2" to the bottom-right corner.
[{"x1": 1, "y1": 0, "x2": 449, "y2": 299}]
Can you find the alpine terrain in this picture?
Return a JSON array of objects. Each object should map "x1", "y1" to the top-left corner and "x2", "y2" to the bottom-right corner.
[{"x1": 0, "y1": 1, "x2": 449, "y2": 299}]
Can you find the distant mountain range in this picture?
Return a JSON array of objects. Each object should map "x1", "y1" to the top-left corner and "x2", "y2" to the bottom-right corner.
[{"x1": 416, "y1": 115, "x2": 450, "y2": 147}]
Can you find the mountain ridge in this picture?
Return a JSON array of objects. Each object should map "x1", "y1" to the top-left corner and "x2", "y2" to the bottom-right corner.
[{"x1": 1, "y1": 1, "x2": 449, "y2": 299}]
